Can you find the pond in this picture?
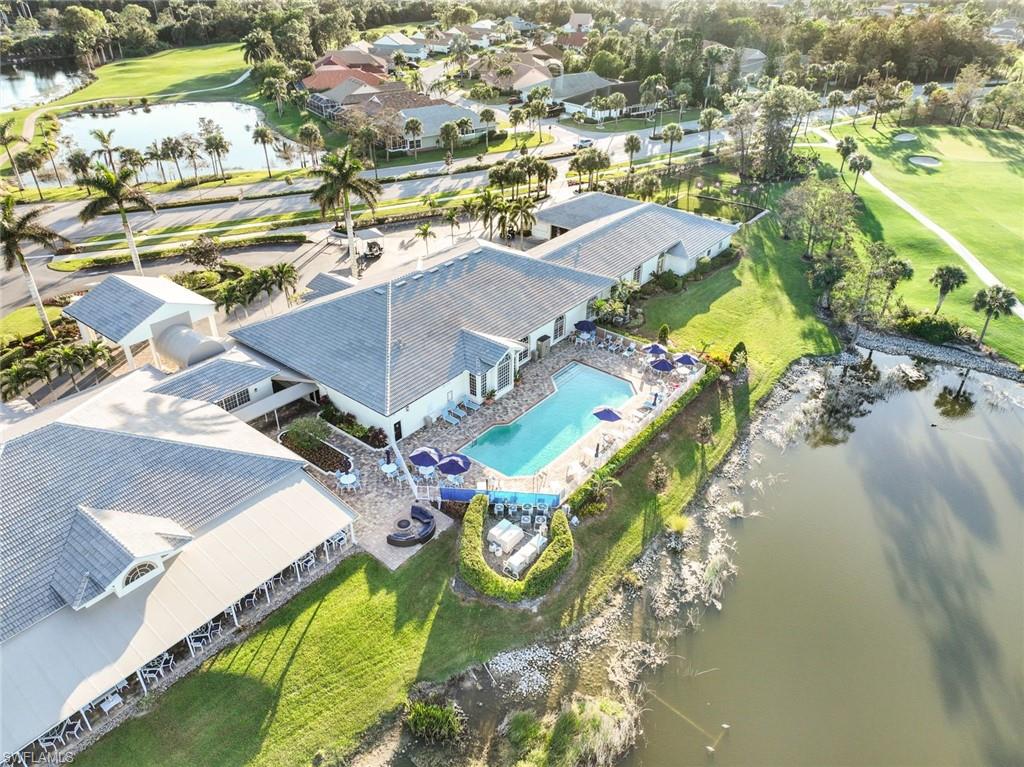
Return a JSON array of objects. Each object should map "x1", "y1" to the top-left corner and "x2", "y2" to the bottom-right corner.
[
  {"x1": 1, "y1": 60, "x2": 85, "y2": 109},
  {"x1": 56, "y1": 101, "x2": 300, "y2": 179},
  {"x1": 621, "y1": 353, "x2": 1024, "y2": 766}
]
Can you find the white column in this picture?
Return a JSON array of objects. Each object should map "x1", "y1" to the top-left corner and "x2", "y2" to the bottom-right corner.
[
  {"x1": 79, "y1": 708, "x2": 92, "y2": 730},
  {"x1": 206, "y1": 314, "x2": 218, "y2": 337},
  {"x1": 122, "y1": 343, "x2": 136, "y2": 370},
  {"x1": 136, "y1": 670, "x2": 148, "y2": 695},
  {"x1": 228, "y1": 604, "x2": 239, "y2": 628},
  {"x1": 263, "y1": 583, "x2": 271, "y2": 605}
]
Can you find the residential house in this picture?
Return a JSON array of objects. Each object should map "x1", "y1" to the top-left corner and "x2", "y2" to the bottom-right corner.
[
  {"x1": 988, "y1": 17, "x2": 1023, "y2": 44},
  {"x1": 232, "y1": 241, "x2": 614, "y2": 442},
  {"x1": 385, "y1": 102, "x2": 485, "y2": 152},
  {"x1": 616, "y1": 17, "x2": 646, "y2": 34},
  {"x1": 563, "y1": 11, "x2": 594, "y2": 32},
  {"x1": 505, "y1": 14, "x2": 539, "y2": 34},
  {"x1": 371, "y1": 32, "x2": 428, "y2": 61},
  {"x1": 0, "y1": 368, "x2": 356, "y2": 761},
  {"x1": 301, "y1": 65, "x2": 383, "y2": 93},
  {"x1": 738, "y1": 47, "x2": 768, "y2": 77},
  {"x1": 448, "y1": 25, "x2": 497, "y2": 48},
  {"x1": 560, "y1": 80, "x2": 652, "y2": 120},
  {"x1": 475, "y1": 59, "x2": 552, "y2": 92},
  {"x1": 314, "y1": 48, "x2": 388, "y2": 75},
  {"x1": 308, "y1": 81, "x2": 409, "y2": 120},
  {"x1": 556, "y1": 31, "x2": 588, "y2": 51},
  {"x1": 520, "y1": 71, "x2": 616, "y2": 103},
  {"x1": 530, "y1": 192, "x2": 739, "y2": 285}
]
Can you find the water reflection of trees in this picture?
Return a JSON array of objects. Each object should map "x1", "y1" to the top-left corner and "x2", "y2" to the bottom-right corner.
[
  {"x1": 804, "y1": 358, "x2": 884, "y2": 446},
  {"x1": 934, "y1": 369, "x2": 977, "y2": 419}
]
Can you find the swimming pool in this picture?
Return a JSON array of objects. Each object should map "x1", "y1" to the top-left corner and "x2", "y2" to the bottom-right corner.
[{"x1": 463, "y1": 363, "x2": 634, "y2": 476}]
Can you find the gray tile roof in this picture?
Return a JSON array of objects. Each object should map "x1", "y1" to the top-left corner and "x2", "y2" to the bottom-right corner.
[
  {"x1": 304, "y1": 272, "x2": 354, "y2": 302},
  {"x1": 531, "y1": 202, "x2": 740, "y2": 279},
  {"x1": 536, "y1": 192, "x2": 644, "y2": 230},
  {"x1": 63, "y1": 276, "x2": 163, "y2": 342},
  {"x1": 231, "y1": 241, "x2": 611, "y2": 415},
  {"x1": 148, "y1": 359, "x2": 278, "y2": 404},
  {"x1": 524, "y1": 71, "x2": 614, "y2": 101},
  {"x1": 0, "y1": 423, "x2": 301, "y2": 642},
  {"x1": 397, "y1": 103, "x2": 482, "y2": 137},
  {"x1": 63, "y1": 275, "x2": 211, "y2": 343}
]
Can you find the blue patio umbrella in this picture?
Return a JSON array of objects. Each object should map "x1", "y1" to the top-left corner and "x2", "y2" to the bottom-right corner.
[
  {"x1": 409, "y1": 446, "x2": 443, "y2": 467},
  {"x1": 575, "y1": 319, "x2": 597, "y2": 332},
  {"x1": 436, "y1": 453, "x2": 471, "y2": 475},
  {"x1": 650, "y1": 357, "x2": 676, "y2": 373},
  {"x1": 675, "y1": 353, "x2": 700, "y2": 366},
  {"x1": 644, "y1": 343, "x2": 668, "y2": 356},
  {"x1": 592, "y1": 405, "x2": 623, "y2": 422}
]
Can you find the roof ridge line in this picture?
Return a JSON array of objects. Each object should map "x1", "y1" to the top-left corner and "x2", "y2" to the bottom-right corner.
[{"x1": 384, "y1": 281, "x2": 393, "y2": 414}]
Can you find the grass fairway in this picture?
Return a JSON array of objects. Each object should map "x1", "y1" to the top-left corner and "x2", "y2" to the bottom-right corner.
[
  {"x1": 73, "y1": 214, "x2": 836, "y2": 767},
  {"x1": 833, "y1": 123, "x2": 1024, "y2": 299},
  {"x1": 0, "y1": 305, "x2": 63, "y2": 346}
]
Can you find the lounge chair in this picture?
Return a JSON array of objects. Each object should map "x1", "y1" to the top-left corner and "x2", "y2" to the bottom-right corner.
[
  {"x1": 609, "y1": 338, "x2": 624, "y2": 353},
  {"x1": 461, "y1": 396, "x2": 481, "y2": 411},
  {"x1": 441, "y1": 411, "x2": 459, "y2": 425},
  {"x1": 622, "y1": 342, "x2": 636, "y2": 357},
  {"x1": 449, "y1": 403, "x2": 468, "y2": 418}
]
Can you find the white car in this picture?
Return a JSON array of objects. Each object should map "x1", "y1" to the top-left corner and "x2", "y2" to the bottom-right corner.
[{"x1": 573, "y1": 138, "x2": 594, "y2": 150}]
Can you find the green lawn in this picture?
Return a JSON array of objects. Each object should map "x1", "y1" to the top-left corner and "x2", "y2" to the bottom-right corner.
[
  {"x1": 831, "y1": 122, "x2": 1024, "y2": 299},
  {"x1": 0, "y1": 305, "x2": 64, "y2": 345},
  {"x1": 560, "y1": 109, "x2": 701, "y2": 133},
  {"x1": 73, "y1": 193, "x2": 836, "y2": 767}
]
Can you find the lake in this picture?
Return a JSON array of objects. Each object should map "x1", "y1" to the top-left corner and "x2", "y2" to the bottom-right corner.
[
  {"x1": 56, "y1": 101, "x2": 300, "y2": 179},
  {"x1": 621, "y1": 354, "x2": 1024, "y2": 766},
  {"x1": 1, "y1": 61, "x2": 85, "y2": 109}
]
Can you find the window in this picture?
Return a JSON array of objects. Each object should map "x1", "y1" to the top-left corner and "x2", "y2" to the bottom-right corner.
[
  {"x1": 705, "y1": 249, "x2": 711, "y2": 258},
  {"x1": 518, "y1": 336, "x2": 530, "y2": 364},
  {"x1": 632, "y1": 265, "x2": 642, "y2": 283},
  {"x1": 406, "y1": 138, "x2": 422, "y2": 149},
  {"x1": 469, "y1": 372, "x2": 480, "y2": 397},
  {"x1": 123, "y1": 562, "x2": 156, "y2": 587},
  {"x1": 497, "y1": 355, "x2": 511, "y2": 391},
  {"x1": 217, "y1": 388, "x2": 251, "y2": 412},
  {"x1": 554, "y1": 314, "x2": 565, "y2": 339},
  {"x1": 393, "y1": 420, "x2": 403, "y2": 441}
]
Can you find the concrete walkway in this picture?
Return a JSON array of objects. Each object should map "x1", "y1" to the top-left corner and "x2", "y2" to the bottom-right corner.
[{"x1": 813, "y1": 126, "x2": 1024, "y2": 321}]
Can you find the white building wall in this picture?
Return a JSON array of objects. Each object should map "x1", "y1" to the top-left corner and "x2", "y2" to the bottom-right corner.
[
  {"x1": 663, "y1": 235, "x2": 733, "y2": 276},
  {"x1": 121, "y1": 303, "x2": 215, "y2": 347}
]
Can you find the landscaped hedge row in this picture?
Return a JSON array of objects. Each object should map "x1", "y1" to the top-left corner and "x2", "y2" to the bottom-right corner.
[
  {"x1": 458, "y1": 495, "x2": 573, "y2": 601},
  {"x1": 49, "y1": 234, "x2": 308, "y2": 273},
  {"x1": 565, "y1": 365, "x2": 721, "y2": 512}
]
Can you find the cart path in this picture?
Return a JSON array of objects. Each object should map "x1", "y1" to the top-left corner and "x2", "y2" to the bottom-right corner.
[{"x1": 812, "y1": 127, "x2": 1024, "y2": 321}]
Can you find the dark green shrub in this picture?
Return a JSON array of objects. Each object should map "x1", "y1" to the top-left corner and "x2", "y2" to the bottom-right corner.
[
  {"x1": 1, "y1": 345, "x2": 26, "y2": 367},
  {"x1": 405, "y1": 700, "x2": 465, "y2": 744},
  {"x1": 286, "y1": 416, "x2": 330, "y2": 452},
  {"x1": 656, "y1": 270, "x2": 680, "y2": 291},
  {"x1": 658, "y1": 323, "x2": 670, "y2": 345},
  {"x1": 365, "y1": 426, "x2": 389, "y2": 448},
  {"x1": 894, "y1": 312, "x2": 963, "y2": 344},
  {"x1": 459, "y1": 495, "x2": 573, "y2": 601},
  {"x1": 171, "y1": 269, "x2": 221, "y2": 290}
]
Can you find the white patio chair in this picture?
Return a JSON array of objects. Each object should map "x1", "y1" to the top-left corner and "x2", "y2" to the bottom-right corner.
[{"x1": 622, "y1": 342, "x2": 636, "y2": 357}]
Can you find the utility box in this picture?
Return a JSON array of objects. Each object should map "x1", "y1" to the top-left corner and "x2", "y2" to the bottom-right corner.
[{"x1": 536, "y1": 334, "x2": 551, "y2": 360}]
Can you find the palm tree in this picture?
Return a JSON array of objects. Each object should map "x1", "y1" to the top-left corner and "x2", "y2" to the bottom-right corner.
[
  {"x1": 160, "y1": 136, "x2": 185, "y2": 181},
  {"x1": 702, "y1": 45, "x2": 730, "y2": 103},
  {"x1": 2, "y1": 197, "x2": 70, "y2": 339},
  {"x1": 836, "y1": 136, "x2": 858, "y2": 173},
  {"x1": 848, "y1": 153, "x2": 872, "y2": 192},
  {"x1": 536, "y1": 160, "x2": 558, "y2": 196},
  {"x1": 66, "y1": 149, "x2": 92, "y2": 192},
  {"x1": 38, "y1": 128, "x2": 63, "y2": 188},
  {"x1": 449, "y1": 34, "x2": 473, "y2": 75},
  {"x1": 509, "y1": 107, "x2": 525, "y2": 138},
  {"x1": 827, "y1": 89, "x2": 846, "y2": 128},
  {"x1": 404, "y1": 117, "x2": 423, "y2": 158},
  {"x1": 637, "y1": 172, "x2": 661, "y2": 201},
  {"x1": 607, "y1": 91, "x2": 628, "y2": 125},
  {"x1": 52, "y1": 344, "x2": 85, "y2": 393},
  {"x1": 89, "y1": 128, "x2": 118, "y2": 169},
  {"x1": 203, "y1": 132, "x2": 230, "y2": 180},
  {"x1": 270, "y1": 262, "x2": 299, "y2": 305},
  {"x1": 0, "y1": 361, "x2": 38, "y2": 401},
  {"x1": 251, "y1": 267, "x2": 277, "y2": 316},
  {"x1": 661, "y1": 123, "x2": 683, "y2": 167},
  {"x1": 624, "y1": 134, "x2": 642, "y2": 172},
  {"x1": 508, "y1": 195, "x2": 536, "y2": 250},
  {"x1": 476, "y1": 188, "x2": 504, "y2": 239},
  {"x1": 79, "y1": 339, "x2": 113, "y2": 383},
  {"x1": 439, "y1": 121, "x2": 460, "y2": 154},
  {"x1": 443, "y1": 208, "x2": 460, "y2": 244},
  {"x1": 355, "y1": 124, "x2": 378, "y2": 179},
  {"x1": 459, "y1": 197, "x2": 479, "y2": 234},
  {"x1": 310, "y1": 147, "x2": 382, "y2": 264},
  {"x1": 971, "y1": 284, "x2": 1018, "y2": 345},
  {"x1": 0, "y1": 117, "x2": 25, "y2": 190},
  {"x1": 251, "y1": 125, "x2": 275, "y2": 179},
  {"x1": 640, "y1": 73, "x2": 668, "y2": 137},
  {"x1": 929, "y1": 265, "x2": 969, "y2": 314},
  {"x1": 26, "y1": 349, "x2": 58, "y2": 399},
  {"x1": 297, "y1": 122, "x2": 323, "y2": 168},
  {"x1": 879, "y1": 257, "x2": 914, "y2": 316},
  {"x1": 404, "y1": 68, "x2": 424, "y2": 94},
  {"x1": 261, "y1": 77, "x2": 288, "y2": 116},
  {"x1": 181, "y1": 134, "x2": 204, "y2": 185},
  {"x1": 413, "y1": 221, "x2": 435, "y2": 270},
  {"x1": 698, "y1": 108, "x2": 722, "y2": 153},
  {"x1": 78, "y1": 164, "x2": 156, "y2": 275},
  {"x1": 145, "y1": 140, "x2": 167, "y2": 183},
  {"x1": 241, "y1": 29, "x2": 276, "y2": 64},
  {"x1": 479, "y1": 108, "x2": 496, "y2": 150},
  {"x1": 215, "y1": 281, "x2": 242, "y2": 319},
  {"x1": 15, "y1": 149, "x2": 45, "y2": 201}
]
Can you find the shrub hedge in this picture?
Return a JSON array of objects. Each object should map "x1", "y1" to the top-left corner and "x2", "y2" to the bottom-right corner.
[
  {"x1": 49, "y1": 234, "x2": 308, "y2": 273},
  {"x1": 564, "y1": 365, "x2": 720, "y2": 511},
  {"x1": 893, "y1": 312, "x2": 964, "y2": 345},
  {"x1": 459, "y1": 495, "x2": 573, "y2": 601}
]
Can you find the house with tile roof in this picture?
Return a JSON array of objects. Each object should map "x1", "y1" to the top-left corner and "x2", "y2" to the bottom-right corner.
[
  {"x1": 314, "y1": 48, "x2": 388, "y2": 74},
  {"x1": 561, "y1": 80, "x2": 652, "y2": 120},
  {"x1": 520, "y1": 71, "x2": 616, "y2": 102},
  {"x1": 384, "y1": 102, "x2": 485, "y2": 153},
  {"x1": 0, "y1": 368, "x2": 356, "y2": 761},
  {"x1": 563, "y1": 11, "x2": 594, "y2": 32},
  {"x1": 300, "y1": 65, "x2": 382, "y2": 93},
  {"x1": 371, "y1": 32, "x2": 428, "y2": 60}
]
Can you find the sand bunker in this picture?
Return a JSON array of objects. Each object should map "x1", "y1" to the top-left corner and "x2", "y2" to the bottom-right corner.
[
  {"x1": 893, "y1": 132, "x2": 917, "y2": 142},
  {"x1": 908, "y1": 155, "x2": 941, "y2": 168}
]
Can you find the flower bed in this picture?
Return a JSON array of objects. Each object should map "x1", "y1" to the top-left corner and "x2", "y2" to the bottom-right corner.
[
  {"x1": 280, "y1": 431, "x2": 352, "y2": 473},
  {"x1": 458, "y1": 495, "x2": 573, "y2": 601},
  {"x1": 319, "y1": 403, "x2": 389, "y2": 449}
]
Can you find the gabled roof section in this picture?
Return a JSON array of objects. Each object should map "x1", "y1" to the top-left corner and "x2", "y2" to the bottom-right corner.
[
  {"x1": 537, "y1": 191, "x2": 644, "y2": 230},
  {"x1": 531, "y1": 203, "x2": 739, "y2": 278},
  {"x1": 0, "y1": 379, "x2": 304, "y2": 642},
  {"x1": 525, "y1": 71, "x2": 613, "y2": 100},
  {"x1": 63, "y1": 275, "x2": 213, "y2": 343},
  {"x1": 304, "y1": 272, "x2": 355, "y2": 302},
  {"x1": 147, "y1": 358, "x2": 278, "y2": 404},
  {"x1": 231, "y1": 241, "x2": 611, "y2": 416}
]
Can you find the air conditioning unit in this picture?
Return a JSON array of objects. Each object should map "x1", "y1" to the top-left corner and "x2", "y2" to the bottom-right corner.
[{"x1": 536, "y1": 334, "x2": 551, "y2": 360}]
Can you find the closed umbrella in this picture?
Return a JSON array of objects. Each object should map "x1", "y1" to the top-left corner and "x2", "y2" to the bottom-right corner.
[
  {"x1": 409, "y1": 446, "x2": 443, "y2": 467},
  {"x1": 575, "y1": 319, "x2": 597, "y2": 333},
  {"x1": 650, "y1": 357, "x2": 676, "y2": 373},
  {"x1": 675, "y1": 353, "x2": 700, "y2": 366},
  {"x1": 592, "y1": 405, "x2": 623, "y2": 422},
  {"x1": 436, "y1": 453, "x2": 471, "y2": 475},
  {"x1": 644, "y1": 343, "x2": 668, "y2": 356}
]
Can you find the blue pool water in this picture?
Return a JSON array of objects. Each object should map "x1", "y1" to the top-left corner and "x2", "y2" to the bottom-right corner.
[{"x1": 463, "y1": 363, "x2": 634, "y2": 476}]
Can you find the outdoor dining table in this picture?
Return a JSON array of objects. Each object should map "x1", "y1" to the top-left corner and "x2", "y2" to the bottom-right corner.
[
  {"x1": 417, "y1": 465, "x2": 435, "y2": 479},
  {"x1": 380, "y1": 462, "x2": 399, "y2": 478},
  {"x1": 337, "y1": 473, "x2": 358, "y2": 488}
]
